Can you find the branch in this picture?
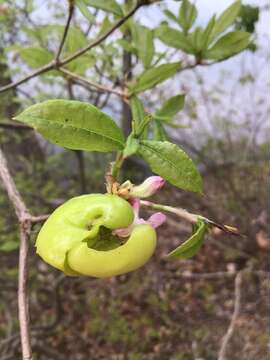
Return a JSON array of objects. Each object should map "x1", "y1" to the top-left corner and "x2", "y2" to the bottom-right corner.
[
  {"x1": 59, "y1": 1, "x2": 142, "y2": 67},
  {"x1": 0, "y1": 1, "x2": 143, "y2": 94},
  {"x1": 59, "y1": 67, "x2": 126, "y2": 98},
  {"x1": 141, "y1": 200, "x2": 242, "y2": 236},
  {"x1": 55, "y1": 1, "x2": 75, "y2": 62},
  {"x1": 0, "y1": 148, "x2": 32, "y2": 360},
  {"x1": 0, "y1": 149, "x2": 48, "y2": 359},
  {"x1": 218, "y1": 271, "x2": 243, "y2": 360},
  {"x1": 0, "y1": 63, "x2": 55, "y2": 94}
]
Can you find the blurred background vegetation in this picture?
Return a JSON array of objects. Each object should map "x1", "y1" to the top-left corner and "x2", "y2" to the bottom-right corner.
[{"x1": 0, "y1": 0, "x2": 270, "y2": 359}]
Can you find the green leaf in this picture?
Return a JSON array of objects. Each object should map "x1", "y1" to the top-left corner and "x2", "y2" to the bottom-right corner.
[
  {"x1": 136, "y1": 114, "x2": 153, "y2": 138},
  {"x1": 117, "y1": 39, "x2": 137, "y2": 54},
  {"x1": 168, "y1": 219, "x2": 207, "y2": 259},
  {"x1": 200, "y1": 15, "x2": 216, "y2": 50},
  {"x1": 76, "y1": 0, "x2": 95, "y2": 22},
  {"x1": 63, "y1": 26, "x2": 96, "y2": 74},
  {"x1": 130, "y1": 62, "x2": 181, "y2": 94},
  {"x1": 14, "y1": 100, "x2": 125, "y2": 152},
  {"x1": 130, "y1": 96, "x2": 145, "y2": 134},
  {"x1": 155, "y1": 94, "x2": 185, "y2": 122},
  {"x1": 132, "y1": 24, "x2": 154, "y2": 68},
  {"x1": 178, "y1": 0, "x2": 198, "y2": 34},
  {"x1": 84, "y1": 0, "x2": 123, "y2": 16},
  {"x1": 210, "y1": 0, "x2": 241, "y2": 43},
  {"x1": 153, "y1": 120, "x2": 168, "y2": 141},
  {"x1": 97, "y1": 16, "x2": 112, "y2": 37},
  {"x1": 164, "y1": 9, "x2": 179, "y2": 25},
  {"x1": 19, "y1": 47, "x2": 54, "y2": 69},
  {"x1": 205, "y1": 31, "x2": 250, "y2": 60},
  {"x1": 138, "y1": 140, "x2": 203, "y2": 193},
  {"x1": 123, "y1": 134, "x2": 139, "y2": 158},
  {"x1": 156, "y1": 25, "x2": 195, "y2": 54}
]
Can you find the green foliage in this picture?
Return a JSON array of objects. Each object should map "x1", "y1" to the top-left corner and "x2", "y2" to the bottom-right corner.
[
  {"x1": 235, "y1": 4, "x2": 259, "y2": 33},
  {"x1": 157, "y1": 0, "x2": 250, "y2": 61},
  {"x1": 168, "y1": 219, "x2": 207, "y2": 258},
  {"x1": 123, "y1": 134, "x2": 139, "y2": 158},
  {"x1": 130, "y1": 96, "x2": 145, "y2": 131},
  {"x1": 83, "y1": 0, "x2": 123, "y2": 16},
  {"x1": 131, "y1": 23, "x2": 154, "y2": 69},
  {"x1": 14, "y1": 100, "x2": 124, "y2": 152},
  {"x1": 156, "y1": 25, "x2": 195, "y2": 54},
  {"x1": 209, "y1": 0, "x2": 241, "y2": 42},
  {"x1": 153, "y1": 120, "x2": 168, "y2": 141},
  {"x1": 205, "y1": 31, "x2": 250, "y2": 60},
  {"x1": 75, "y1": 0, "x2": 95, "y2": 22},
  {"x1": 130, "y1": 62, "x2": 182, "y2": 94},
  {"x1": 138, "y1": 140, "x2": 203, "y2": 193},
  {"x1": 178, "y1": 0, "x2": 198, "y2": 34},
  {"x1": 18, "y1": 47, "x2": 54, "y2": 69},
  {"x1": 154, "y1": 94, "x2": 185, "y2": 122}
]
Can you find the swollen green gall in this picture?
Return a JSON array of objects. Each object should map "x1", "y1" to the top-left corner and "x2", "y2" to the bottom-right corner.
[{"x1": 36, "y1": 194, "x2": 157, "y2": 278}]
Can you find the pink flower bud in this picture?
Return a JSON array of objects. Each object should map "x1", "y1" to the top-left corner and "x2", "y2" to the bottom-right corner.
[
  {"x1": 129, "y1": 176, "x2": 165, "y2": 198},
  {"x1": 147, "y1": 212, "x2": 167, "y2": 229}
]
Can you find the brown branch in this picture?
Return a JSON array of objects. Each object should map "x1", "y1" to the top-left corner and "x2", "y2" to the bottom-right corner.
[
  {"x1": 59, "y1": 67, "x2": 126, "y2": 98},
  {"x1": 0, "y1": 63, "x2": 55, "y2": 93},
  {"x1": 0, "y1": 1, "x2": 143, "y2": 94},
  {"x1": 0, "y1": 148, "x2": 32, "y2": 360},
  {"x1": 141, "y1": 200, "x2": 243, "y2": 237},
  {"x1": 55, "y1": 1, "x2": 75, "y2": 63},
  {"x1": 0, "y1": 149, "x2": 48, "y2": 359},
  {"x1": 218, "y1": 271, "x2": 243, "y2": 360},
  {"x1": 18, "y1": 223, "x2": 32, "y2": 360}
]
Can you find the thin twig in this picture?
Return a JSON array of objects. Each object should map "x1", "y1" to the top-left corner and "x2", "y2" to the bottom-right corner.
[
  {"x1": 55, "y1": 1, "x2": 75, "y2": 63},
  {"x1": 218, "y1": 271, "x2": 243, "y2": 360},
  {"x1": 141, "y1": 200, "x2": 242, "y2": 236},
  {"x1": 141, "y1": 200, "x2": 200, "y2": 224},
  {"x1": 0, "y1": 2, "x2": 143, "y2": 94},
  {"x1": 0, "y1": 148, "x2": 32, "y2": 360},
  {"x1": 59, "y1": 67, "x2": 126, "y2": 98}
]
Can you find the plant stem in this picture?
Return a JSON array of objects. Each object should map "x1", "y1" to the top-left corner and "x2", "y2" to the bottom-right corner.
[
  {"x1": 141, "y1": 200, "x2": 198, "y2": 224},
  {"x1": 111, "y1": 152, "x2": 124, "y2": 180}
]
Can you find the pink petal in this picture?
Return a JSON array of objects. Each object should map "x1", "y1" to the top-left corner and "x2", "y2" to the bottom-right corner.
[{"x1": 147, "y1": 212, "x2": 167, "y2": 228}]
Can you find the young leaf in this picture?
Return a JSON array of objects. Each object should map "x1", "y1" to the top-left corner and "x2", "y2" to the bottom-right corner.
[
  {"x1": 130, "y1": 96, "x2": 145, "y2": 134},
  {"x1": 138, "y1": 140, "x2": 203, "y2": 193},
  {"x1": 205, "y1": 31, "x2": 250, "y2": 60},
  {"x1": 156, "y1": 25, "x2": 195, "y2": 54},
  {"x1": 14, "y1": 100, "x2": 124, "y2": 152},
  {"x1": 132, "y1": 24, "x2": 154, "y2": 68},
  {"x1": 123, "y1": 134, "x2": 139, "y2": 158},
  {"x1": 83, "y1": 0, "x2": 123, "y2": 17},
  {"x1": 200, "y1": 15, "x2": 216, "y2": 50},
  {"x1": 130, "y1": 62, "x2": 181, "y2": 94},
  {"x1": 168, "y1": 219, "x2": 207, "y2": 259},
  {"x1": 136, "y1": 114, "x2": 153, "y2": 137},
  {"x1": 155, "y1": 94, "x2": 185, "y2": 121},
  {"x1": 19, "y1": 47, "x2": 54, "y2": 69},
  {"x1": 209, "y1": 0, "x2": 241, "y2": 43},
  {"x1": 76, "y1": 0, "x2": 95, "y2": 22},
  {"x1": 153, "y1": 120, "x2": 168, "y2": 141},
  {"x1": 164, "y1": 9, "x2": 179, "y2": 25},
  {"x1": 178, "y1": 0, "x2": 198, "y2": 34}
]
